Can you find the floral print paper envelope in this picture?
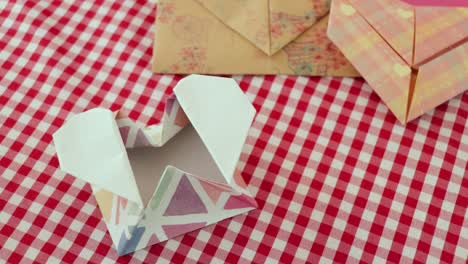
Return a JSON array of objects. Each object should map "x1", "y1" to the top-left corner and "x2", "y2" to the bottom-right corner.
[
  {"x1": 53, "y1": 75, "x2": 257, "y2": 255},
  {"x1": 152, "y1": 0, "x2": 359, "y2": 76},
  {"x1": 328, "y1": 0, "x2": 467, "y2": 123}
]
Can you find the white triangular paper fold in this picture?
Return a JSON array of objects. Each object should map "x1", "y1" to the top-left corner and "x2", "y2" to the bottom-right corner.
[
  {"x1": 174, "y1": 75, "x2": 255, "y2": 184},
  {"x1": 53, "y1": 108, "x2": 144, "y2": 207}
]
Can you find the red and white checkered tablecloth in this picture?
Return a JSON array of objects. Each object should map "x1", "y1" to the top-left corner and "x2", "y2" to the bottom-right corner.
[{"x1": 0, "y1": 1, "x2": 467, "y2": 263}]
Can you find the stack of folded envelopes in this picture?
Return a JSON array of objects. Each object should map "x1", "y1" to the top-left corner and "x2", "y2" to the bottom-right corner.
[{"x1": 152, "y1": 0, "x2": 467, "y2": 123}]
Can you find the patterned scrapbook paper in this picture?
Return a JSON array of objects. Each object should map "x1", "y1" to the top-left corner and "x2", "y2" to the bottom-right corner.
[
  {"x1": 268, "y1": 0, "x2": 330, "y2": 54},
  {"x1": 328, "y1": 0, "x2": 468, "y2": 123},
  {"x1": 153, "y1": 0, "x2": 358, "y2": 76},
  {"x1": 194, "y1": 0, "x2": 331, "y2": 55},
  {"x1": 194, "y1": 0, "x2": 271, "y2": 54},
  {"x1": 401, "y1": 0, "x2": 468, "y2": 8},
  {"x1": 409, "y1": 42, "x2": 468, "y2": 121},
  {"x1": 347, "y1": 0, "x2": 415, "y2": 65},
  {"x1": 327, "y1": 0, "x2": 412, "y2": 123},
  {"x1": 91, "y1": 167, "x2": 256, "y2": 255},
  {"x1": 0, "y1": 1, "x2": 467, "y2": 263},
  {"x1": 413, "y1": 7, "x2": 468, "y2": 65}
]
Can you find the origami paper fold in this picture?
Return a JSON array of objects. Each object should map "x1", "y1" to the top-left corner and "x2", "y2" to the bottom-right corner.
[
  {"x1": 401, "y1": 0, "x2": 468, "y2": 7},
  {"x1": 328, "y1": 0, "x2": 467, "y2": 123},
  {"x1": 152, "y1": 0, "x2": 359, "y2": 76},
  {"x1": 53, "y1": 75, "x2": 257, "y2": 255}
]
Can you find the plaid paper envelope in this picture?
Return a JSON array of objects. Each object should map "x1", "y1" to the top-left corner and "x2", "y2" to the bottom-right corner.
[
  {"x1": 328, "y1": 0, "x2": 467, "y2": 123},
  {"x1": 401, "y1": 0, "x2": 468, "y2": 7},
  {"x1": 53, "y1": 75, "x2": 257, "y2": 255},
  {"x1": 152, "y1": 0, "x2": 359, "y2": 76}
]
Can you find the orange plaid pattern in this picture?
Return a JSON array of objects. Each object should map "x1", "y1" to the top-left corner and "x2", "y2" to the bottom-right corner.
[
  {"x1": 328, "y1": 0, "x2": 412, "y2": 123},
  {"x1": 414, "y1": 7, "x2": 468, "y2": 65},
  {"x1": 409, "y1": 43, "x2": 468, "y2": 120},
  {"x1": 348, "y1": 0, "x2": 415, "y2": 65},
  {"x1": 328, "y1": 0, "x2": 467, "y2": 123}
]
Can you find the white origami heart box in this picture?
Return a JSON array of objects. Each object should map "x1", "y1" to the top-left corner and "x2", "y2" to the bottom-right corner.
[{"x1": 53, "y1": 75, "x2": 257, "y2": 255}]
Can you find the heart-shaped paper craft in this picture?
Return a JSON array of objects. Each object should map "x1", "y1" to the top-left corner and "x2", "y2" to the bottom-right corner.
[{"x1": 53, "y1": 75, "x2": 258, "y2": 255}]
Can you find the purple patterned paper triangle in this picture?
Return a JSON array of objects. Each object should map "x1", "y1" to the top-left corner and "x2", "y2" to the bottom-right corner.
[
  {"x1": 134, "y1": 129, "x2": 150, "y2": 147},
  {"x1": 164, "y1": 175, "x2": 208, "y2": 216}
]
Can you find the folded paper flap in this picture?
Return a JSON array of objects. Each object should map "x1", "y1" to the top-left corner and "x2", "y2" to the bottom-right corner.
[
  {"x1": 53, "y1": 108, "x2": 144, "y2": 207},
  {"x1": 348, "y1": 0, "x2": 415, "y2": 65},
  {"x1": 174, "y1": 75, "x2": 256, "y2": 185},
  {"x1": 348, "y1": 0, "x2": 468, "y2": 67},
  {"x1": 408, "y1": 42, "x2": 468, "y2": 121},
  {"x1": 116, "y1": 94, "x2": 189, "y2": 148},
  {"x1": 414, "y1": 7, "x2": 468, "y2": 65},
  {"x1": 328, "y1": 0, "x2": 411, "y2": 123},
  {"x1": 195, "y1": 0, "x2": 270, "y2": 54},
  {"x1": 150, "y1": 165, "x2": 256, "y2": 213},
  {"x1": 401, "y1": 0, "x2": 468, "y2": 6},
  {"x1": 53, "y1": 93, "x2": 189, "y2": 207},
  {"x1": 269, "y1": 0, "x2": 330, "y2": 54},
  {"x1": 194, "y1": 0, "x2": 330, "y2": 55},
  {"x1": 153, "y1": 0, "x2": 358, "y2": 76},
  {"x1": 328, "y1": 0, "x2": 467, "y2": 123},
  {"x1": 98, "y1": 164, "x2": 256, "y2": 255}
]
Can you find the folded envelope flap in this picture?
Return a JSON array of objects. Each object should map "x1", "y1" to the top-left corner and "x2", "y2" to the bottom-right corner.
[
  {"x1": 194, "y1": 0, "x2": 329, "y2": 55},
  {"x1": 348, "y1": 1, "x2": 468, "y2": 67},
  {"x1": 413, "y1": 7, "x2": 468, "y2": 66},
  {"x1": 174, "y1": 75, "x2": 256, "y2": 185},
  {"x1": 269, "y1": 0, "x2": 330, "y2": 54},
  {"x1": 407, "y1": 42, "x2": 468, "y2": 121},
  {"x1": 347, "y1": 0, "x2": 415, "y2": 66},
  {"x1": 400, "y1": 0, "x2": 468, "y2": 6},
  {"x1": 328, "y1": 0, "x2": 412, "y2": 123},
  {"x1": 53, "y1": 109, "x2": 144, "y2": 207},
  {"x1": 194, "y1": 0, "x2": 270, "y2": 54}
]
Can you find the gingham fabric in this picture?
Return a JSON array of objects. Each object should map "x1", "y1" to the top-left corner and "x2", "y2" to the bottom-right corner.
[{"x1": 0, "y1": 1, "x2": 467, "y2": 263}]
